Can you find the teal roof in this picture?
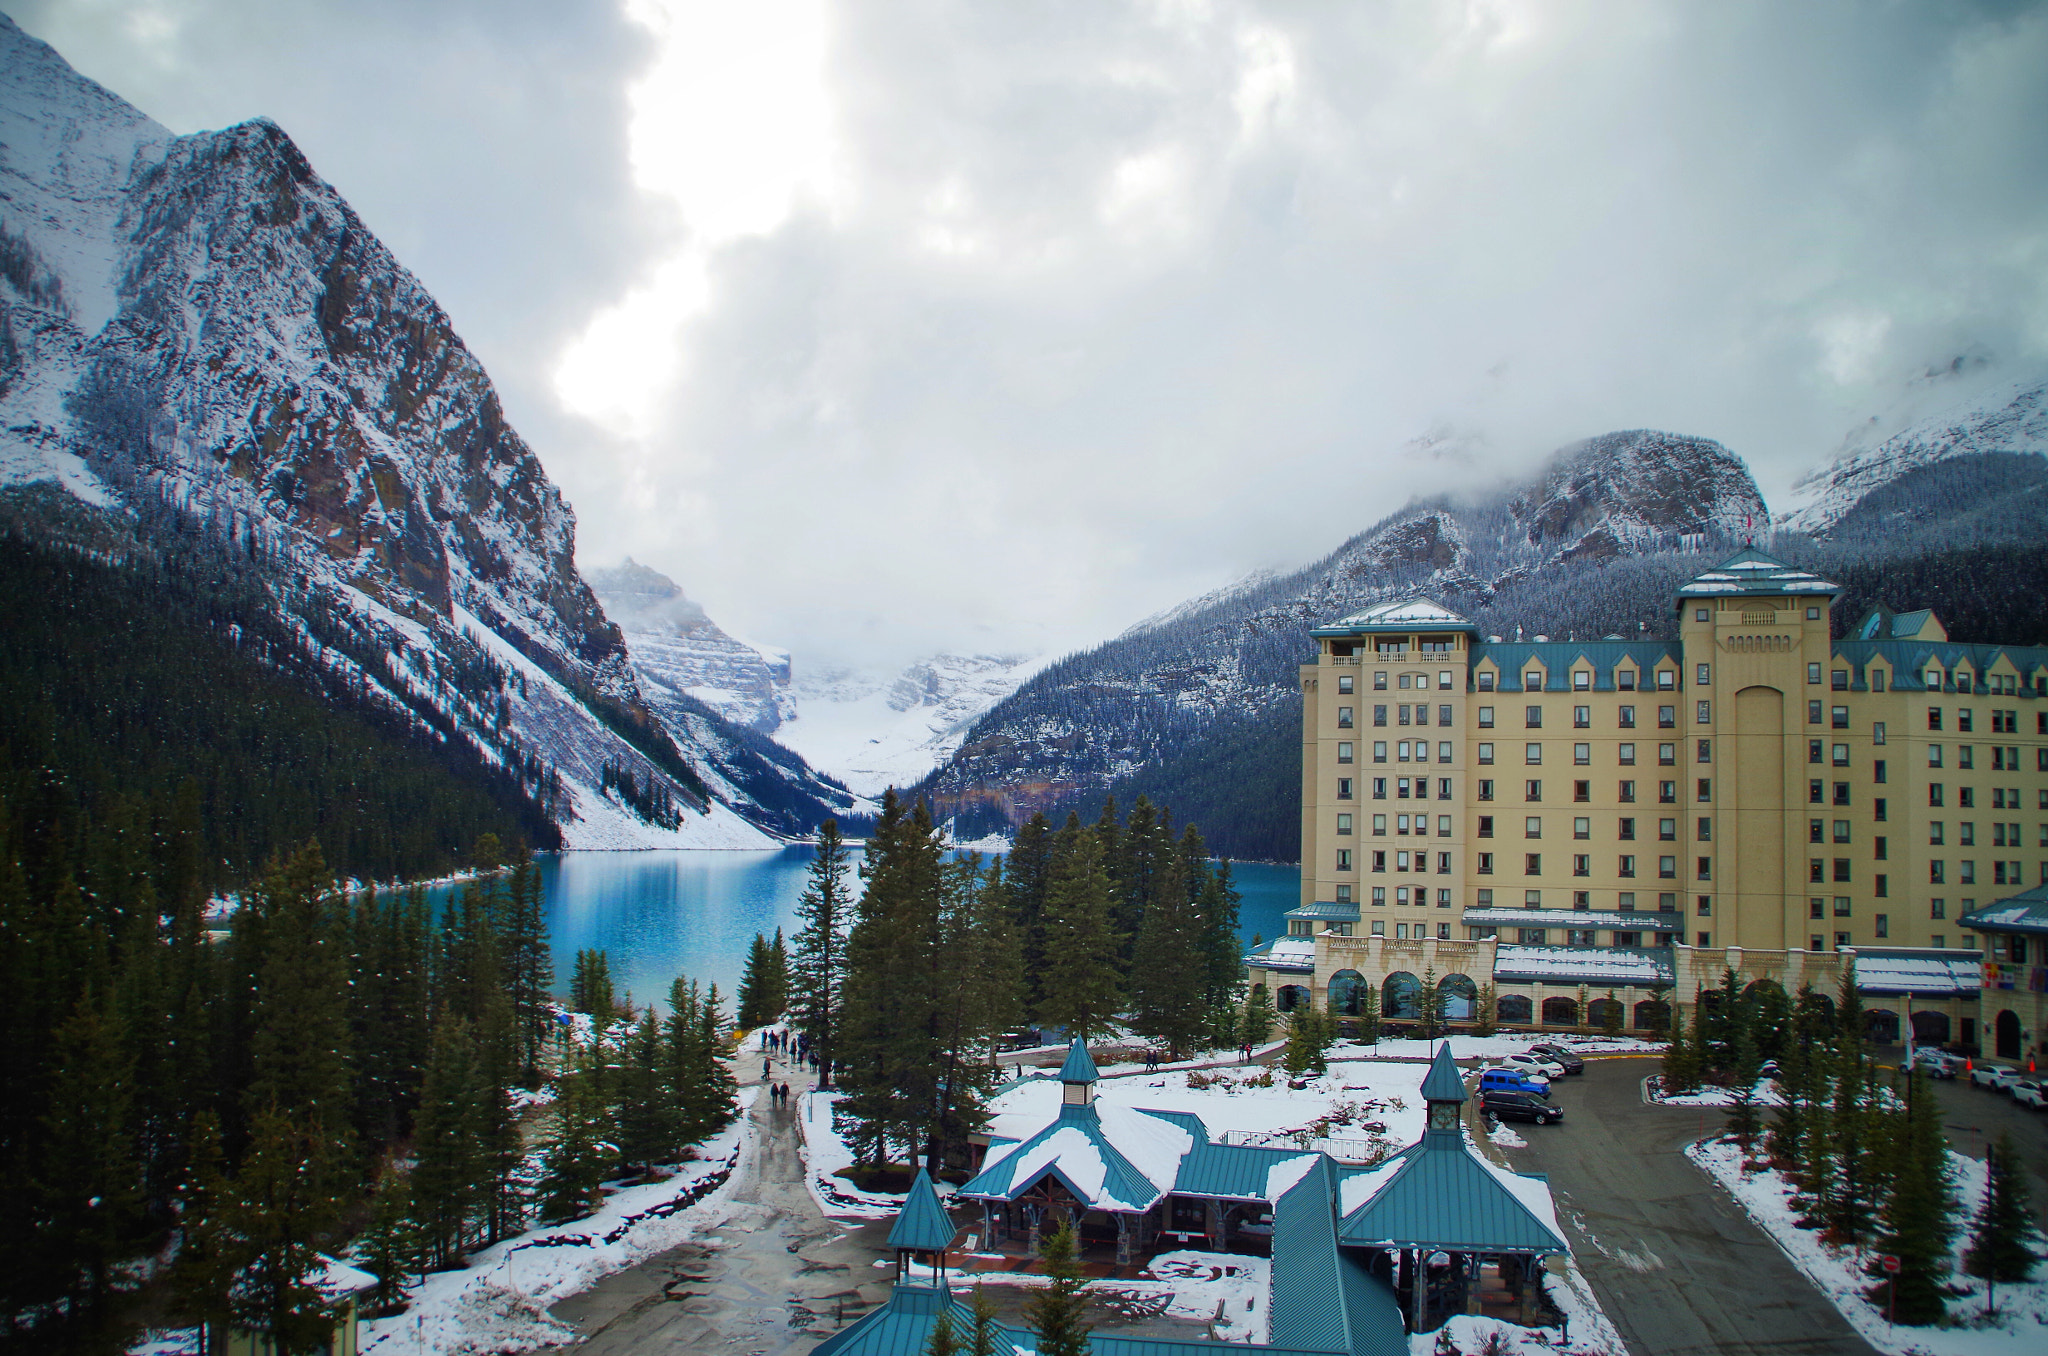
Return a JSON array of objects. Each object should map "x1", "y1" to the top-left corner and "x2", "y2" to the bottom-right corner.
[
  {"x1": 886, "y1": 1169, "x2": 957, "y2": 1254},
  {"x1": 954, "y1": 1102, "x2": 1179, "y2": 1212},
  {"x1": 1675, "y1": 548, "x2": 1839, "y2": 599},
  {"x1": 808, "y1": 1283, "x2": 1026, "y2": 1356},
  {"x1": 1468, "y1": 640, "x2": 1682, "y2": 691},
  {"x1": 1419, "y1": 1045, "x2": 1467, "y2": 1104},
  {"x1": 1963, "y1": 884, "x2": 2048, "y2": 935},
  {"x1": 1173, "y1": 1141, "x2": 1309, "y2": 1201},
  {"x1": 1059, "y1": 1038, "x2": 1100, "y2": 1084},
  {"x1": 1313, "y1": 597, "x2": 1478, "y2": 637},
  {"x1": 1827, "y1": 638, "x2": 2048, "y2": 693},
  {"x1": 1269, "y1": 1157, "x2": 1409, "y2": 1356},
  {"x1": 1288, "y1": 901, "x2": 1364, "y2": 921},
  {"x1": 1464, "y1": 907, "x2": 1680, "y2": 932},
  {"x1": 1336, "y1": 1131, "x2": 1567, "y2": 1255}
]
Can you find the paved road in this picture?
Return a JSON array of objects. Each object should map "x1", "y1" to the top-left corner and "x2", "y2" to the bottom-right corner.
[
  {"x1": 1506, "y1": 1058, "x2": 1878, "y2": 1356},
  {"x1": 1915, "y1": 1065, "x2": 2048, "y2": 1234},
  {"x1": 544, "y1": 1065, "x2": 894, "y2": 1355}
]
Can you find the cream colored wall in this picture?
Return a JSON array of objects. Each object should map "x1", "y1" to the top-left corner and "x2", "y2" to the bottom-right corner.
[{"x1": 1297, "y1": 595, "x2": 2048, "y2": 955}]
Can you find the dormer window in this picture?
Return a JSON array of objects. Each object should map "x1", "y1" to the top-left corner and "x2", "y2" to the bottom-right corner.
[{"x1": 1617, "y1": 669, "x2": 1636, "y2": 690}]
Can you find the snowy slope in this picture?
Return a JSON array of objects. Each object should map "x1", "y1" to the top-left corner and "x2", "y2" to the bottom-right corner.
[
  {"x1": 587, "y1": 558, "x2": 794, "y2": 734},
  {"x1": 1781, "y1": 366, "x2": 2048, "y2": 534},
  {"x1": 0, "y1": 16, "x2": 840, "y2": 849},
  {"x1": 776, "y1": 651, "x2": 1047, "y2": 797}
]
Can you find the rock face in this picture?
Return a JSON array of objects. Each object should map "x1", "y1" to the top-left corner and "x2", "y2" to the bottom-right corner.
[
  {"x1": 588, "y1": 559, "x2": 794, "y2": 734},
  {"x1": 919, "y1": 429, "x2": 1772, "y2": 854},
  {"x1": 0, "y1": 16, "x2": 847, "y2": 846}
]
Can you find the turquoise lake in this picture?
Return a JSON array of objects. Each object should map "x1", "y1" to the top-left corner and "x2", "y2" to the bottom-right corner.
[{"x1": 460, "y1": 848, "x2": 1300, "y2": 1009}]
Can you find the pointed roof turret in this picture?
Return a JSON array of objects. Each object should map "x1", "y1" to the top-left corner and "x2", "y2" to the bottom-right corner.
[
  {"x1": 1675, "y1": 548, "x2": 1838, "y2": 601},
  {"x1": 1419, "y1": 1042, "x2": 1467, "y2": 1105},
  {"x1": 887, "y1": 1167, "x2": 957, "y2": 1258},
  {"x1": 1058, "y1": 1037, "x2": 1099, "y2": 1106}
]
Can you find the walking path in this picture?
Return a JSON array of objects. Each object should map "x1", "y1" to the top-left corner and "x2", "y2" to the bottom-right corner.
[{"x1": 542, "y1": 1054, "x2": 894, "y2": 1354}]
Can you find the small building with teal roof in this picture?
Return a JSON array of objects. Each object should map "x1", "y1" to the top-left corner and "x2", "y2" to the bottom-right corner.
[{"x1": 827, "y1": 1041, "x2": 1568, "y2": 1354}]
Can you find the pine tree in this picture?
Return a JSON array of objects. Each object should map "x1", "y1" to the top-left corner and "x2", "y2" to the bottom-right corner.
[
  {"x1": 1866, "y1": 1068, "x2": 1955, "y2": 1325},
  {"x1": 1356, "y1": 982, "x2": 1383, "y2": 1045},
  {"x1": 1033, "y1": 819, "x2": 1122, "y2": 1043},
  {"x1": 1128, "y1": 842, "x2": 1207, "y2": 1059},
  {"x1": 34, "y1": 994, "x2": 142, "y2": 1313},
  {"x1": 766, "y1": 928, "x2": 790, "y2": 1022},
  {"x1": 1417, "y1": 967, "x2": 1444, "y2": 1041},
  {"x1": 617, "y1": 1008, "x2": 678, "y2": 1174},
  {"x1": 1724, "y1": 1009, "x2": 1764, "y2": 1161},
  {"x1": 1007, "y1": 812, "x2": 1055, "y2": 1013},
  {"x1": 354, "y1": 1168, "x2": 420, "y2": 1311},
  {"x1": 925, "y1": 1310, "x2": 961, "y2": 1356},
  {"x1": 1965, "y1": 1133, "x2": 2038, "y2": 1285},
  {"x1": 411, "y1": 1014, "x2": 485, "y2": 1266},
  {"x1": 1026, "y1": 1221, "x2": 1092, "y2": 1356},
  {"x1": 792, "y1": 819, "x2": 853, "y2": 1088},
  {"x1": 966, "y1": 1284, "x2": 1002, "y2": 1356},
  {"x1": 1602, "y1": 988, "x2": 1624, "y2": 1037},
  {"x1": 502, "y1": 842, "x2": 553, "y2": 1085},
  {"x1": 1238, "y1": 984, "x2": 1277, "y2": 1050},
  {"x1": 536, "y1": 1047, "x2": 611, "y2": 1225},
  {"x1": 1661, "y1": 998, "x2": 1703, "y2": 1096},
  {"x1": 1474, "y1": 983, "x2": 1497, "y2": 1037},
  {"x1": 247, "y1": 842, "x2": 353, "y2": 1145},
  {"x1": 571, "y1": 949, "x2": 615, "y2": 1020},
  {"x1": 213, "y1": 1107, "x2": 351, "y2": 1355},
  {"x1": 1194, "y1": 847, "x2": 1245, "y2": 1044},
  {"x1": 737, "y1": 933, "x2": 776, "y2": 1030}
]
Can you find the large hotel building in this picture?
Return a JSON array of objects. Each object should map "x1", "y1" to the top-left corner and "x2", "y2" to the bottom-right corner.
[{"x1": 1246, "y1": 549, "x2": 2048, "y2": 1064}]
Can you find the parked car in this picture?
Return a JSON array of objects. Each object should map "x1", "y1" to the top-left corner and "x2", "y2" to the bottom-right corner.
[
  {"x1": 1500, "y1": 1052, "x2": 1570, "y2": 1080},
  {"x1": 1908, "y1": 1048, "x2": 1963, "y2": 1079},
  {"x1": 2012, "y1": 1079, "x2": 2048, "y2": 1110},
  {"x1": 1479, "y1": 1067, "x2": 1551, "y2": 1098},
  {"x1": 1969, "y1": 1064, "x2": 2023, "y2": 1092},
  {"x1": 1483, "y1": 1089, "x2": 1564, "y2": 1124},
  {"x1": 1529, "y1": 1043, "x2": 1586, "y2": 1074}
]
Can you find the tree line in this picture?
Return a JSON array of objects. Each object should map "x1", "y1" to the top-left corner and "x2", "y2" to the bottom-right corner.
[
  {"x1": 775, "y1": 792, "x2": 1243, "y2": 1177},
  {"x1": 1661, "y1": 969, "x2": 2035, "y2": 1325}
]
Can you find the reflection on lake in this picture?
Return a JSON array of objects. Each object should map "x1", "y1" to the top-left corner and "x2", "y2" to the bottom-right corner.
[{"x1": 487, "y1": 848, "x2": 1300, "y2": 1009}]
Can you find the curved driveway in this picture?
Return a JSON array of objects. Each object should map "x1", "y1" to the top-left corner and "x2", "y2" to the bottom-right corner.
[{"x1": 1506, "y1": 1057, "x2": 1877, "y2": 1356}]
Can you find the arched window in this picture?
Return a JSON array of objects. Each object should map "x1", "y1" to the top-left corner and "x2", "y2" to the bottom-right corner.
[
  {"x1": 1994, "y1": 1009, "x2": 2021, "y2": 1059},
  {"x1": 1864, "y1": 1009, "x2": 1900, "y2": 1044},
  {"x1": 1632, "y1": 998, "x2": 1669, "y2": 1032},
  {"x1": 1438, "y1": 974, "x2": 1479, "y2": 1022},
  {"x1": 1327, "y1": 970, "x2": 1365, "y2": 1017},
  {"x1": 1586, "y1": 997, "x2": 1620, "y2": 1028},
  {"x1": 1277, "y1": 985, "x2": 1310, "y2": 1014},
  {"x1": 1383, "y1": 971, "x2": 1421, "y2": 1020},
  {"x1": 1497, "y1": 994, "x2": 1533, "y2": 1025},
  {"x1": 1541, "y1": 996, "x2": 1578, "y2": 1026},
  {"x1": 1909, "y1": 1010, "x2": 1950, "y2": 1046}
]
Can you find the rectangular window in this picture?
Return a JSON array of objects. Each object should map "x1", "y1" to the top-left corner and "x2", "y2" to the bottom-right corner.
[
  {"x1": 1573, "y1": 854, "x2": 1590, "y2": 877},
  {"x1": 1574, "y1": 671, "x2": 1591, "y2": 691},
  {"x1": 1525, "y1": 743, "x2": 1544, "y2": 764},
  {"x1": 1525, "y1": 853, "x2": 1541, "y2": 875},
  {"x1": 1373, "y1": 704, "x2": 1387, "y2": 726},
  {"x1": 1574, "y1": 817, "x2": 1590, "y2": 839},
  {"x1": 1336, "y1": 849, "x2": 1352, "y2": 870},
  {"x1": 1873, "y1": 760, "x2": 1886, "y2": 783},
  {"x1": 1574, "y1": 743, "x2": 1591, "y2": 765},
  {"x1": 1397, "y1": 777, "x2": 1411, "y2": 798},
  {"x1": 1438, "y1": 778, "x2": 1454, "y2": 801},
  {"x1": 1619, "y1": 742, "x2": 1637, "y2": 765},
  {"x1": 1477, "y1": 815, "x2": 1494, "y2": 838},
  {"x1": 1373, "y1": 814, "x2": 1387, "y2": 835},
  {"x1": 1697, "y1": 700, "x2": 1712, "y2": 723},
  {"x1": 1874, "y1": 797, "x2": 1887, "y2": 821},
  {"x1": 1928, "y1": 707, "x2": 1942, "y2": 730},
  {"x1": 1438, "y1": 742, "x2": 1453, "y2": 763},
  {"x1": 1875, "y1": 874, "x2": 1888, "y2": 897},
  {"x1": 1834, "y1": 897, "x2": 1852, "y2": 917},
  {"x1": 1660, "y1": 781, "x2": 1678, "y2": 803},
  {"x1": 1438, "y1": 816, "x2": 1452, "y2": 836},
  {"x1": 1338, "y1": 777, "x2": 1354, "y2": 799},
  {"x1": 1833, "y1": 783, "x2": 1850, "y2": 806},
  {"x1": 1697, "y1": 895, "x2": 1712, "y2": 916},
  {"x1": 1696, "y1": 778, "x2": 1712, "y2": 802},
  {"x1": 1832, "y1": 670, "x2": 1848, "y2": 691},
  {"x1": 1659, "y1": 706, "x2": 1676, "y2": 727},
  {"x1": 1874, "y1": 835, "x2": 1886, "y2": 859},
  {"x1": 1572, "y1": 704, "x2": 1589, "y2": 727},
  {"x1": 1659, "y1": 818, "x2": 1677, "y2": 840},
  {"x1": 1809, "y1": 662, "x2": 1822, "y2": 685},
  {"x1": 1659, "y1": 743, "x2": 1677, "y2": 766},
  {"x1": 1337, "y1": 813, "x2": 1353, "y2": 835},
  {"x1": 1372, "y1": 777, "x2": 1387, "y2": 799},
  {"x1": 1834, "y1": 931, "x2": 1849, "y2": 950},
  {"x1": 1438, "y1": 705, "x2": 1453, "y2": 727},
  {"x1": 1476, "y1": 853, "x2": 1494, "y2": 874},
  {"x1": 1698, "y1": 739, "x2": 1713, "y2": 763},
  {"x1": 1658, "y1": 670, "x2": 1675, "y2": 690},
  {"x1": 1832, "y1": 706, "x2": 1849, "y2": 729},
  {"x1": 1659, "y1": 856, "x2": 1677, "y2": 878},
  {"x1": 1437, "y1": 852, "x2": 1452, "y2": 874},
  {"x1": 1833, "y1": 820, "x2": 1851, "y2": 842},
  {"x1": 1811, "y1": 858, "x2": 1825, "y2": 883},
  {"x1": 1931, "y1": 860, "x2": 1945, "y2": 883},
  {"x1": 1959, "y1": 709, "x2": 1973, "y2": 733},
  {"x1": 1338, "y1": 674, "x2": 1354, "y2": 694},
  {"x1": 1873, "y1": 720, "x2": 1886, "y2": 745},
  {"x1": 1929, "y1": 783, "x2": 1944, "y2": 806},
  {"x1": 1372, "y1": 741, "x2": 1386, "y2": 762},
  {"x1": 1697, "y1": 856, "x2": 1712, "y2": 880},
  {"x1": 1696, "y1": 663, "x2": 1711, "y2": 685},
  {"x1": 1810, "y1": 779, "x2": 1824, "y2": 804},
  {"x1": 1832, "y1": 743, "x2": 1850, "y2": 766},
  {"x1": 1476, "y1": 671, "x2": 1493, "y2": 691},
  {"x1": 1477, "y1": 779, "x2": 1494, "y2": 801},
  {"x1": 1810, "y1": 818, "x2": 1825, "y2": 843},
  {"x1": 1961, "y1": 860, "x2": 1977, "y2": 885},
  {"x1": 1478, "y1": 705, "x2": 1494, "y2": 727},
  {"x1": 1374, "y1": 671, "x2": 1388, "y2": 690},
  {"x1": 1619, "y1": 817, "x2": 1636, "y2": 840},
  {"x1": 1874, "y1": 914, "x2": 1889, "y2": 938},
  {"x1": 1960, "y1": 745, "x2": 1975, "y2": 769},
  {"x1": 1371, "y1": 920, "x2": 1384, "y2": 935},
  {"x1": 1526, "y1": 780, "x2": 1543, "y2": 802},
  {"x1": 1619, "y1": 705, "x2": 1636, "y2": 728},
  {"x1": 1930, "y1": 898, "x2": 1945, "y2": 919},
  {"x1": 1396, "y1": 851, "x2": 1410, "y2": 871},
  {"x1": 1526, "y1": 706, "x2": 1543, "y2": 727},
  {"x1": 1697, "y1": 817, "x2": 1712, "y2": 841},
  {"x1": 1518, "y1": 928, "x2": 1548, "y2": 944},
  {"x1": 1525, "y1": 816, "x2": 1542, "y2": 837},
  {"x1": 1872, "y1": 671, "x2": 1885, "y2": 692},
  {"x1": 1478, "y1": 742, "x2": 1494, "y2": 765},
  {"x1": 1398, "y1": 704, "x2": 1412, "y2": 726},
  {"x1": 1809, "y1": 898, "x2": 1825, "y2": 919},
  {"x1": 1834, "y1": 859, "x2": 1851, "y2": 882},
  {"x1": 1574, "y1": 780, "x2": 1591, "y2": 802},
  {"x1": 1338, "y1": 706, "x2": 1354, "y2": 728},
  {"x1": 1397, "y1": 740, "x2": 1410, "y2": 762},
  {"x1": 1808, "y1": 699, "x2": 1824, "y2": 724},
  {"x1": 1810, "y1": 739, "x2": 1825, "y2": 765},
  {"x1": 1619, "y1": 780, "x2": 1636, "y2": 803}
]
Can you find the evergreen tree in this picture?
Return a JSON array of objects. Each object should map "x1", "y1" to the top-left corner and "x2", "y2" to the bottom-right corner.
[
  {"x1": 617, "y1": 1008, "x2": 678, "y2": 1174},
  {"x1": 1642, "y1": 985, "x2": 1671, "y2": 1037},
  {"x1": 1355, "y1": 982, "x2": 1382, "y2": 1045},
  {"x1": 791, "y1": 819, "x2": 853, "y2": 1088},
  {"x1": 1128, "y1": 840, "x2": 1207, "y2": 1058},
  {"x1": 1417, "y1": 967, "x2": 1444, "y2": 1041},
  {"x1": 966, "y1": 1285, "x2": 1002, "y2": 1356},
  {"x1": 1965, "y1": 1133, "x2": 2038, "y2": 1285},
  {"x1": 410, "y1": 1014, "x2": 485, "y2": 1266},
  {"x1": 665, "y1": 978, "x2": 737, "y2": 1148},
  {"x1": 1474, "y1": 983, "x2": 1497, "y2": 1037},
  {"x1": 1006, "y1": 813, "x2": 1055, "y2": 1013},
  {"x1": 211, "y1": 1107, "x2": 351, "y2": 1356},
  {"x1": 571, "y1": 949, "x2": 615, "y2": 1021},
  {"x1": 736, "y1": 933, "x2": 777, "y2": 1030},
  {"x1": 536, "y1": 1047, "x2": 611, "y2": 1225},
  {"x1": 1866, "y1": 1068, "x2": 1955, "y2": 1325},
  {"x1": 1282, "y1": 1007, "x2": 1331, "y2": 1078},
  {"x1": 502, "y1": 842, "x2": 553, "y2": 1085},
  {"x1": 925, "y1": 1310, "x2": 961, "y2": 1356},
  {"x1": 1602, "y1": 988, "x2": 1624, "y2": 1037},
  {"x1": 1194, "y1": 847, "x2": 1246, "y2": 1043},
  {"x1": 1026, "y1": 1221, "x2": 1092, "y2": 1356},
  {"x1": 766, "y1": 929, "x2": 790, "y2": 1022},
  {"x1": 1033, "y1": 819, "x2": 1123, "y2": 1043},
  {"x1": 247, "y1": 842, "x2": 353, "y2": 1145},
  {"x1": 1238, "y1": 984, "x2": 1277, "y2": 1050},
  {"x1": 34, "y1": 994, "x2": 142, "y2": 1314},
  {"x1": 1724, "y1": 1009, "x2": 1764, "y2": 1160},
  {"x1": 354, "y1": 1168, "x2": 420, "y2": 1311},
  {"x1": 1661, "y1": 997, "x2": 1703, "y2": 1096}
]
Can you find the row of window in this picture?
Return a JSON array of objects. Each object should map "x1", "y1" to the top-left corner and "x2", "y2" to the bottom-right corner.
[
  {"x1": 1477, "y1": 704, "x2": 1686, "y2": 728},
  {"x1": 1477, "y1": 741, "x2": 1700, "y2": 765},
  {"x1": 1924, "y1": 744, "x2": 2045, "y2": 770},
  {"x1": 1811, "y1": 663, "x2": 2046, "y2": 697},
  {"x1": 1926, "y1": 861, "x2": 2044, "y2": 886},
  {"x1": 1474, "y1": 667, "x2": 1681, "y2": 692},
  {"x1": 1926, "y1": 784, "x2": 2045, "y2": 808},
  {"x1": 1927, "y1": 822, "x2": 2046, "y2": 846}
]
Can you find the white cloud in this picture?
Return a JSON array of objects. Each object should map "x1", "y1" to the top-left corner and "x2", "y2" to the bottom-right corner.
[{"x1": 16, "y1": 0, "x2": 2048, "y2": 677}]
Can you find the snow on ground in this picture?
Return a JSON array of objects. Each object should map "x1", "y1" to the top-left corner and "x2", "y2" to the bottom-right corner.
[
  {"x1": 351, "y1": 1114, "x2": 747, "y2": 1356},
  {"x1": 1646, "y1": 1074, "x2": 1786, "y2": 1108},
  {"x1": 1487, "y1": 1121, "x2": 1528, "y2": 1150},
  {"x1": 797, "y1": 1089, "x2": 907, "y2": 1218},
  {"x1": 899, "y1": 1251, "x2": 1273, "y2": 1343},
  {"x1": 1690, "y1": 1137, "x2": 2048, "y2": 1356}
]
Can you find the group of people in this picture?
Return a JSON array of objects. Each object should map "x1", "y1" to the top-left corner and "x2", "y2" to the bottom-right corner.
[{"x1": 767, "y1": 1080, "x2": 793, "y2": 1106}]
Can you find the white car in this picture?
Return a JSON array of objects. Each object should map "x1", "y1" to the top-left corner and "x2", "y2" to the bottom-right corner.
[
  {"x1": 1500, "y1": 1052, "x2": 1570, "y2": 1081},
  {"x1": 1907, "y1": 1048, "x2": 1962, "y2": 1079},
  {"x1": 2012, "y1": 1079, "x2": 2048, "y2": 1110},
  {"x1": 1970, "y1": 1064, "x2": 2023, "y2": 1092}
]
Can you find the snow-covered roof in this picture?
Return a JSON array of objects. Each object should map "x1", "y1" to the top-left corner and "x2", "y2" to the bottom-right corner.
[
  {"x1": 1491, "y1": 944, "x2": 1675, "y2": 985},
  {"x1": 1246, "y1": 936, "x2": 1318, "y2": 973},
  {"x1": 1463, "y1": 907, "x2": 1681, "y2": 932},
  {"x1": 1335, "y1": 1127, "x2": 1566, "y2": 1255},
  {"x1": 1849, "y1": 948, "x2": 1985, "y2": 996},
  {"x1": 1288, "y1": 900, "x2": 1364, "y2": 921},
  {"x1": 1314, "y1": 597, "x2": 1477, "y2": 636},
  {"x1": 956, "y1": 1102, "x2": 1194, "y2": 1213},
  {"x1": 1675, "y1": 548, "x2": 1839, "y2": 598},
  {"x1": 313, "y1": 1256, "x2": 378, "y2": 1301},
  {"x1": 1962, "y1": 885, "x2": 2048, "y2": 934}
]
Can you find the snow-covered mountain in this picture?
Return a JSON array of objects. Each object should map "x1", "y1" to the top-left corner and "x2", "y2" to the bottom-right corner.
[
  {"x1": 1781, "y1": 365, "x2": 2048, "y2": 534},
  {"x1": 919, "y1": 430, "x2": 1772, "y2": 857},
  {"x1": 775, "y1": 652, "x2": 1046, "y2": 799},
  {"x1": 0, "y1": 15, "x2": 849, "y2": 848},
  {"x1": 587, "y1": 558, "x2": 794, "y2": 734}
]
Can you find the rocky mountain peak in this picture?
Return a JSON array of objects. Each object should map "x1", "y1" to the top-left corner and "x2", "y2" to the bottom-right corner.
[{"x1": 1510, "y1": 429, "x2": 1765, "y2": 551}]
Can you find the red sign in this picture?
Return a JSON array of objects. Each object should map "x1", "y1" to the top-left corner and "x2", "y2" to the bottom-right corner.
[{"x1": 1878, "y1": 1254, "x2": 1901, "y2": 1274}]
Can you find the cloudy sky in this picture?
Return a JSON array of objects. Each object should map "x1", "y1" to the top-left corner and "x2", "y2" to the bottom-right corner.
[{"x1": 17, "y1": 0, "x2": 2048, "y2": 673}]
